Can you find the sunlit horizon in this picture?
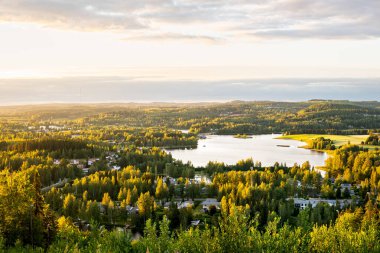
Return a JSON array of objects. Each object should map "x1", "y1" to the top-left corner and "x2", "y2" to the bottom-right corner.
[{"x1": 0, "y1": 1, "x2": 379, "y2": 103}]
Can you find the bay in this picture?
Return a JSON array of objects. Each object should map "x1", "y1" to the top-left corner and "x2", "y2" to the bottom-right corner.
[{"x1": 167, "y1": 134, "x2": 329, "y2": 168}]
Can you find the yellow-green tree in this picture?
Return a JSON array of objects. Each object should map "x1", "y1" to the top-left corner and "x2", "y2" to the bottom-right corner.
[
  {"x1": 63, "y1": 193, "x2": 78, "y2": 218},
  {"x1": 137, "y1": 192, "x2": 155, "y2": 218},
  {"x1": 155, "y1": 177, "x2": 169, "y2": 202},
  {"x1": 0, "y1": 169, "x2": 56, "y2": 247}
]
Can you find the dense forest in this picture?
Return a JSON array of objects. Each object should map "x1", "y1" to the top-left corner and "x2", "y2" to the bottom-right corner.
[
  {"x1": 0, "y1": 101, "x2": 379, "y2": 252},
  {"x1": 1, "y1": 100, "x2": 380, "y2": 135}
]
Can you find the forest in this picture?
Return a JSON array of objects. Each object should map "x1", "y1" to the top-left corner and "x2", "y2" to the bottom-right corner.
[
  {"x1": 0, "y1": 101, "x2": 379, "y2": 252},
  {"x1": 1, "y1": 100, "x2": 380, "y2": 135}
]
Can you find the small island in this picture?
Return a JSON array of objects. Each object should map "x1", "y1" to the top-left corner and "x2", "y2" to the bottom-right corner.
[
  {"x1": 233, "y1": 134, "x2": 253, "y2": 139},
  {"x1": 277, "y1": 144, "x2": 290, "y2": 147}
]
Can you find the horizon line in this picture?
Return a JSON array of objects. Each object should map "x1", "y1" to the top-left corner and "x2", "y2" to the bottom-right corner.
[{"x1": 0, "y1": 99, "x2": 378, "y2": 108}]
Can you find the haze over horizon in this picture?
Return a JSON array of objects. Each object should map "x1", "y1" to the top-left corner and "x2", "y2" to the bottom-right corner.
[
  {"x1": 0, "y1": 77, "x2": 379, "y2": 105},
  {"x1": 0, "y1": 1, "x2": 379, "y2": 103}
]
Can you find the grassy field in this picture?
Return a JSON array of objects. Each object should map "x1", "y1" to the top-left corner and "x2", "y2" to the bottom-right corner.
[{"x1": 277, "y1": 134, "x2": 369, "y2": 147}]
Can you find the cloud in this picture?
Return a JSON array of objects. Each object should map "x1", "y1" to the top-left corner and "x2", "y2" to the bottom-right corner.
[
  {"x1": 0, "y1": 0, "x2": 379, "y2": 40},
  {"x1": 123, "y1": 32, "x2": 224, "y2": 43},
  {"x1": 0, "y1": 1, "x2": 146, "y2": 31}
]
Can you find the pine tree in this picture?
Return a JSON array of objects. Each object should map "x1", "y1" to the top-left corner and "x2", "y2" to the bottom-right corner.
[{"x1": 32, "y1": 170, "x2": 44, "y2": 216}]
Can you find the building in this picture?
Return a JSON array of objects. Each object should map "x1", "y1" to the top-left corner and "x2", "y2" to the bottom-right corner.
[
  {"x1": 193, "y1": 175, "x2": 212, "y2": 185},
  {"x1": 178, "y1": 200, "x2": 194, "y2": 209},
  {"x1": 70, "y1": 159, "x2": 79, "y2": 165},
  {"x1": 290, "y1": 198, "x2": 352, "y2": 210},
  {"x1": 125, "y1": 205, "x2": 139, "y2": 214},
  {"x1": 162, "y1": 201, "x2": 181, "y2": 209},
  {"x1": 191, "y1": 220, "x2": 200, "y2": 226},
  {"x1": 163, "y1": 176, "x2": 177, "y2": 185},
  {"x1": 88, "y1": 158, "x2": 99, "y2": 166},
  {"x1": 340, "y1": 183, "x2": 355, "y2": 195},
  {"x1": 201, "y1": 198, "x2": 220, "y2": 211},
  {"x1": 112, "y1": 165, "x2": 121, "y2": 171}
]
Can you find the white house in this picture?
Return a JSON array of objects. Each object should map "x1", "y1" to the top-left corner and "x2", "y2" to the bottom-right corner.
[
  {"x1": 70, "y1": 159, "x2": 79, "y2": 165},
  {"x1": 126, "y1": 205, "x2": 139, "y2": 214},
  {"x1": 201, "y1": 198, "x2": 220, "y2": 211},
  {"x1": 178, "y1": 200, "x2": 194, "y2": 209},
  {"x1": 191, "y1": 220, "x2": 200, "y2": 226},
  {"x1": 112, "y1": 165, "x2": 121, "y2": 171},
  {"x1": 290, "y1": 198, "x2": 352, "y2": 210},
  {"x1": 194, "y1": 175, "x2": 212, "y2": 185}
]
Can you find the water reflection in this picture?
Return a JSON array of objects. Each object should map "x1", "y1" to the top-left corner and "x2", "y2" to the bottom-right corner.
[{"x1": 167, "y1": 134, "x2": 329, "y2": 168}]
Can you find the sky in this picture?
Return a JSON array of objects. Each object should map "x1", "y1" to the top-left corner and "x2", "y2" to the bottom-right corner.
[{"x1": 0, "y1": 0, "x2": 379, "y2": 103}]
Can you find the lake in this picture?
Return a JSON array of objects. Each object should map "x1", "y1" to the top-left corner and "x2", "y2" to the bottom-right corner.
[{"x1": 167, "y1": 134, "x2": 329, "y2": 168}]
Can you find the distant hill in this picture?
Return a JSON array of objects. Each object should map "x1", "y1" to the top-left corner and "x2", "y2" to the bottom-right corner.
[{"x1": 0, "y1": 100, "x2": 379, "y2": 134}]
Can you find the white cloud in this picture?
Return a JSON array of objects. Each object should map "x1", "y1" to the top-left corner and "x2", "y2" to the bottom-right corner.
[{"x1": 0, "y1": 0, "x2": 379, "y2": 41}]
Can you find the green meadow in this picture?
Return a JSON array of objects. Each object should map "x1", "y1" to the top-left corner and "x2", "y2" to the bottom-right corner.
[{"x1": 277, "y1": 134, "x2": 370, "y2": 148}]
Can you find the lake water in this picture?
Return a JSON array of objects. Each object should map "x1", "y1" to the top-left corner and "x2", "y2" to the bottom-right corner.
[{"x1": 167, "y1": 134, "x2": 329, "y2": 168}]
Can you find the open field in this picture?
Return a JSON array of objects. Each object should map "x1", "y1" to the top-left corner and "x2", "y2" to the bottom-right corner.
[{"x1": 277, "y1": 134, "x2": 369, "y2": 147}]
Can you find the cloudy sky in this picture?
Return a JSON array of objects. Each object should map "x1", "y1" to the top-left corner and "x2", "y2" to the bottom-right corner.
[{"x1": 0, "y1": 0, "x2": 379, "y2": 103}]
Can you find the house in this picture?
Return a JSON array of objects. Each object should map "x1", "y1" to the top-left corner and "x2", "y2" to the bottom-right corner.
[
  {"x1": 126, "y1": 205, "x2": 139, "y2": 214},
  {"x1": 201, "y1": 198, "x2": 220, "y2": 211},
  {"x1": 163, "y1": 176, "x2": 177, "y2": 185},
  {"x1": 290, "y1": 198, "x2": 352, "y2": 210},
  {"x1": 48, "y1": 125, "x2": 64, "y2": 130},
  {"x1": 88, "y1": 158, "x2": 99, "y2": 166},
  {"x1": 341, "y1": 183, "x2": 351, "y2": 190},
  {"x1": 160, "y1": 201, "x2": 181, "y2": 209},
  {"x1": 191, "y1": 220, "x2": 200, "y2": 226},
  {"x1": 88, "y1": 160, "x2": 93, "y2": 166},
  {"x1": 162, "y1": 201, "x2": 180, "y2": 209},
  {"x1": 194, "y1": 175, "x2": 212, "y2": 185},
  {"x1": 178, "y1": 200, "x2": 194, "y2": 209},
  {"x1": 70, "y1": 159, "x2": 79, "y2": 165},
  {"x1": 112, "y1": 165, "x2": 121, "y2": 171},
  {"x1": 162, "y1": 202, "x2": 172, "y2": 209},
  {"x1": 340, "y1": 183, "x2": 354, "y2": 195},
  {"x1": 97, "y1": 203, "x2": 106, "y2": 213}
]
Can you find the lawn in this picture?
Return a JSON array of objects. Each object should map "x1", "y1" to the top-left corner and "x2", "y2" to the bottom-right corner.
[{"x1": 277, "y1": 134, "x2": 369, "y2": 147}]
